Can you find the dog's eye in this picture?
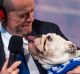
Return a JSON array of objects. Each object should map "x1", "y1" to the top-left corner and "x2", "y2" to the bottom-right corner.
[{"x1": 47, "y1": 36, "x2": 52, "y2": 41}]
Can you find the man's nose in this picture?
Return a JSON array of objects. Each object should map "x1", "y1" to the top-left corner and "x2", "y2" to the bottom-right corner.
[{"x1": 26, "y1": 12, "x2": 34, "y2": 22}]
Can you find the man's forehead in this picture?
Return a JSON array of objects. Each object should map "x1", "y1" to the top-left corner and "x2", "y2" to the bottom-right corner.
[
  {"x1": 12, "y1": 0, "x2": 34, "y2": 7},
  {"x1": 11, "y1": 0, "x2": 35, "y2": 10},
  {"x1": 3, "y1": 0, "x2": 34, "y2": 11},
  {"x1": 12, "y1": 8, "x2": 34, "y2": 15}
]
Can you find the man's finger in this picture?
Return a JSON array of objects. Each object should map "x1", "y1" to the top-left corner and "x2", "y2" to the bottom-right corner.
[
  {"x1": 73, "y1": 66, "x2": 80, "y2": 71},
  {"x1": 7, "y1": 61, "x2": 21, "y2": 73},
  {"x1": 67, "y1": 66, "x2": 80, "y2": 74},
  {"x1": 1, "y1": 60, "x2": 8, "y2": 71},
  {"x1": 12, "y1": 69, "x2": 19, "y2": 74}
]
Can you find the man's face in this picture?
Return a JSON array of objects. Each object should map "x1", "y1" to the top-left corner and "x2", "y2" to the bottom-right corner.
[{"x1": 6, "y1": 0, "x2": 35, "y2": 37}]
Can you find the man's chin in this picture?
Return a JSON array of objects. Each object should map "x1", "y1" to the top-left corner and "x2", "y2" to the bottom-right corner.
[
  {"x1": 21, "y1": 29, "x2": 32, "y2": 37},
  {"x1": 14, "y1": 31, "x2": 32, "y2": 37}
]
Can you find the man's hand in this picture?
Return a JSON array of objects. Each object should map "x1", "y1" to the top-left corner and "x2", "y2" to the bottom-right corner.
[
  {"x1": 0, "y1": 60, "x2": 21, "y2": 74},
  {"x1": 67, "y1": 66, "x2": 80, "y2": 74}
]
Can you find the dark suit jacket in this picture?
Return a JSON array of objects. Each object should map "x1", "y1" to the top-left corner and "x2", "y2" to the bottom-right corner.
[
  {"x1": 32, "y1": 19, "x2": 68, "y2": 40},
  {"x1": 0, "y1": 32, "x2": 6, "y2": 70},
  {"x1": 31, "y1": 19, "x2": 68, "y2": 74}
]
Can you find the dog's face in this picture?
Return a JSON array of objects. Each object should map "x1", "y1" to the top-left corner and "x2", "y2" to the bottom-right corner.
[{"x1": 29, "y1": 33, "x2": 77, "y2": 67}]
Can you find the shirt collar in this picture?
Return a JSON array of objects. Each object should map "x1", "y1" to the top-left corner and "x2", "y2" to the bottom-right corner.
[{"x1": 23, "y1": 37, "x2": 28, "y2": 45}]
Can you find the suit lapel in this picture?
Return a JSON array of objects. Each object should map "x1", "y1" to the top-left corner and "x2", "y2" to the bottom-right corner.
[{"x1": 0, "y1": 31, "x2": 6, "y2": 71}]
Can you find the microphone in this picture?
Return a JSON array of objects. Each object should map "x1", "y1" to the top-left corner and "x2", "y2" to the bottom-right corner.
[{"x1": 7, "y1": 35, "x2": 23, "y2": 68}]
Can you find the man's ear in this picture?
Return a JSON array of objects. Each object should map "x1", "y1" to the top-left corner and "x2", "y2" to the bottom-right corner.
[{"x1": 0, "y1": 9, "x2": 5, "y2": 20}]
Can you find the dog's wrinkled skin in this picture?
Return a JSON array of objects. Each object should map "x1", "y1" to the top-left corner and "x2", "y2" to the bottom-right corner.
[{"x1": 28, "y1": 33, "x2": 80, "y2": 69}]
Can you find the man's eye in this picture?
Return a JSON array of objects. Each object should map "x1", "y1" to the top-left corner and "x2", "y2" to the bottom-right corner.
[
  {"x1": 19, "y1": 13, "x2": 29, "y2": 18},
  {"x1": 19, "y1": 14, "x2": 25, "y2": 18},
  {"x1": 47, "y1": 36, "x2": 53, "y2": 41}
]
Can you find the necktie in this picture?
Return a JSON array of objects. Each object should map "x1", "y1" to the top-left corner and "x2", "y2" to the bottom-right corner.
[
  {"x1": 17, "y1": 48, "x2": 30, "y2": 74},
  {"x1": 0, "y1": 31, "x2": 6, "y2": 71}
]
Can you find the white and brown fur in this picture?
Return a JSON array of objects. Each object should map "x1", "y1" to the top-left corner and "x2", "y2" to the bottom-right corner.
[{"x1": 28, "y1": 33, "x2": 80, "y2": 69}]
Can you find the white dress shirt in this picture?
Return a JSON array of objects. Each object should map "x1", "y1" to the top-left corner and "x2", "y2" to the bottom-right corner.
[{"x1": 0, "y1": 23, "x2": 40, "y2": 74}]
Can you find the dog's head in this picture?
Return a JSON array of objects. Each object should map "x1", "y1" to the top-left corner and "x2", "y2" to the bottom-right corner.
[{"x1": 29, "y1": 33, "x2": 78, "y2": 68}]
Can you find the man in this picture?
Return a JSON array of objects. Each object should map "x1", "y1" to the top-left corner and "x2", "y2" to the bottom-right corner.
[{"x1": 0, "y1": 0, "x2": 80, "y2": 74}]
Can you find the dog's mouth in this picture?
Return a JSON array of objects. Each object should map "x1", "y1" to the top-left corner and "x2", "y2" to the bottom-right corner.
[
  {"x1": 27, "y1": 35, "x2": 50, "y2": 58},
  {"x1": 28, "y1": 35, "x2": 55, "y2": 60}
]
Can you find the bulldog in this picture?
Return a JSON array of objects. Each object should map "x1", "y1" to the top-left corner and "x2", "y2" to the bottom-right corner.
[{"x1": 28, "y1": 33, "x2": 80, "y2": 69}]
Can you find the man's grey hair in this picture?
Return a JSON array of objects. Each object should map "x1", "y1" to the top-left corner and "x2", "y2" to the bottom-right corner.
[
  {"x1": 1, "y1": 0, "x2": 14, "y2": 12},
  {"x1": 1, "y1": 0, "x2": 14, "y2": 27}
]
